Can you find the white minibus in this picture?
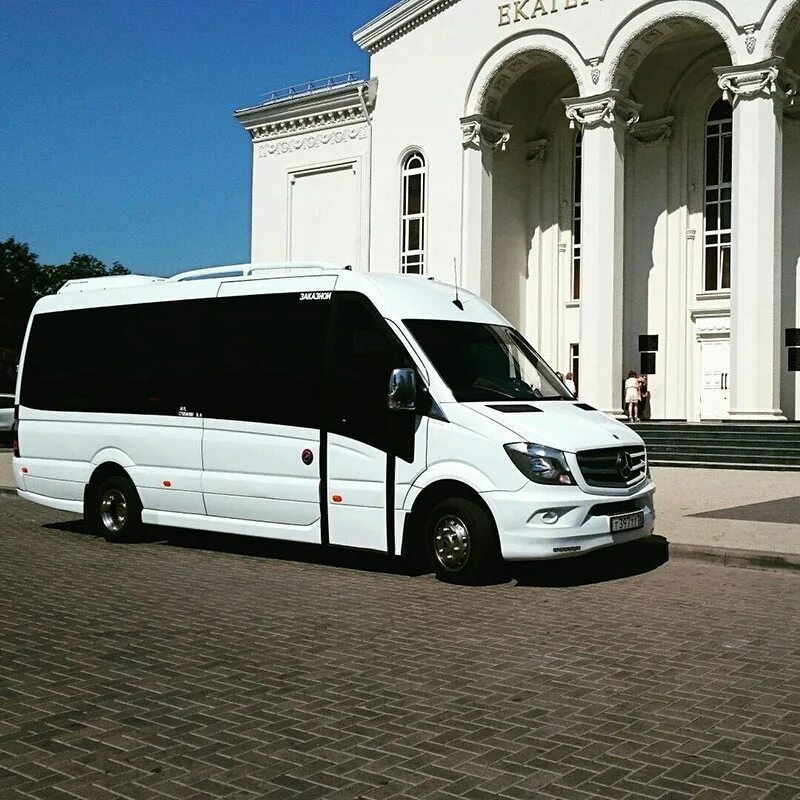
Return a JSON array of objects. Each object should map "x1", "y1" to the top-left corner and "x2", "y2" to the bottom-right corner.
[{"x1": 12, "y1": 263, "x2": 655, "y2": 583}]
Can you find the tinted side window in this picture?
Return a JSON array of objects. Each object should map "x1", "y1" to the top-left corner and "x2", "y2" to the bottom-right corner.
[
  {"x1": 328, "y1": 293, "x2": 414, "y2": 458},
  {"x1": 206, "y1": 293, "x2": 329, "y2": 429},
  {"x1": 22, "y1": 294, "x2": 331, "y2": 428},
  {"x1": 21, "y1": 300, "x2": 213, "y2": 415}
]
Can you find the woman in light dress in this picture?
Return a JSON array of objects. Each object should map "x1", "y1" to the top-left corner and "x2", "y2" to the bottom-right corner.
[{"x1": 624, "y1": 370, "x2": 641, "y2": 421}]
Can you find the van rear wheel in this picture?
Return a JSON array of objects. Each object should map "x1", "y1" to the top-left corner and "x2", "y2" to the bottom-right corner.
[
  {"x1": 90, "y1": 475, "x2": 142, "y2": 543},
  {"x1": 425, "y1": 497, "x2": 500, "y2": 584}
]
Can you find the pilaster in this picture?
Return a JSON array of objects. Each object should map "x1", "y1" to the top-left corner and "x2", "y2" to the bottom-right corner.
[
  {"x1": 459, "y1": 115, "x2": 513, "y2": 300},
  {"x1": 714, "y1": 59, "x2": 798, "y2": 419},
  {"x1": 562, "y1": 91, "x2": 640, "y2": 415}
]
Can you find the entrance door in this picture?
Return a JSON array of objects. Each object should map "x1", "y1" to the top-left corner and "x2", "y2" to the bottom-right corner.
[
  {"x1": 325, "y1": 292, "x2": 427, "y2": 553},
  {"x1": 700, "y1": 339, "x2": 730, "y2": 420}
]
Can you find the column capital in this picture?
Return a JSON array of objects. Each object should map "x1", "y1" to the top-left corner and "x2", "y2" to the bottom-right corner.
[
  {"x1": 714, "y1": 57, "x2": 799, "y2": 107},
  {"x1": 460, "y1": 114, "x2": 512, "y2": 151},
  {"x1": 629, "y1": 116, "x2": 675, "y2": 147},
  {"x1": 525, "y1": 138, "x2": 548, "y2": 165},
  {"x1": 562, "y1": 90, "x2": 641, "y2": 131}
]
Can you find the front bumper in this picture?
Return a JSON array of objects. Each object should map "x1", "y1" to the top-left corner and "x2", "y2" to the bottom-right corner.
[{"x1": 482, "y1": 479, "x2": 656, "y2": 561}]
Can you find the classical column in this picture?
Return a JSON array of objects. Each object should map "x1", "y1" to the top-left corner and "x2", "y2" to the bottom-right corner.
[
  {"x1": 562, "y1": 91, "x2": 641, "y2": 415},
  {"x1": 715, "y1": 58, "x2": 797, "y2": 420},
  {"x1": 459, "y1": 114, "x2": 512, "y2": 301}
]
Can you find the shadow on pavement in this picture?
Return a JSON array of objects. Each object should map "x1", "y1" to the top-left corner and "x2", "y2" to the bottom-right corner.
[
  {"x1": 44, "y1": 516, "x2": 669, "y2": 586},
  {"x1": 43, "y1": 519, "x2": 416, "y2": 576},
  {"x1": 510, "y1": 535, "x2": 670, "y2": 587}
]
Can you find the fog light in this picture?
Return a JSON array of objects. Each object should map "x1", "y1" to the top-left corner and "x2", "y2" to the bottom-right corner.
[{"x1": 542, "y1": 511, "x2": 559, "y2": 525}]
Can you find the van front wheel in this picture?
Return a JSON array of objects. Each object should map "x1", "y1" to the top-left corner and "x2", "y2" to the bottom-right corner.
[
  {"x1": 90, "y1": 475, "x2": 142, "y2": 543},
  {"x1": 425, "y1": 497, "x2": 500, "y2": 584}
]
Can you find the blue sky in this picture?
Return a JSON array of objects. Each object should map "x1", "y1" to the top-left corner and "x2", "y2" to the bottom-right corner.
[{"x1": 1, "y1": 0, "x2": 388, "y2": 276}]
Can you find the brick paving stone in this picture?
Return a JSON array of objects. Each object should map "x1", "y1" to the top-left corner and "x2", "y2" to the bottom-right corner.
[{"x1": 1, "y1": 494, "x2": 800, "y2": 799}]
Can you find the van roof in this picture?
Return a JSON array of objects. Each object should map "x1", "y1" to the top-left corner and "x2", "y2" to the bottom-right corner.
[{"x1": 41, "y1": 262, "x2": 507, "y2": 326}]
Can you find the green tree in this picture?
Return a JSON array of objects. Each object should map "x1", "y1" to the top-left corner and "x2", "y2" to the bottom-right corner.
[
  {"x1": 0, "y1": 239, "x2": 130, "y2": 392},
  {"x1": 35, "y1": 253, "x2": 129, "y2": 297},
  {"x1": 0, "y1": 238, "x2": 40, "y2": 391}
]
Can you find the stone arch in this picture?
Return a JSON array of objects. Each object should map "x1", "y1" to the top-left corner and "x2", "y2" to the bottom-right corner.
[
  {"x1": 464, "y1": 30, "x2": 586, "y2": 118},
  {"x1": 602, "y1": 1, "x2": 740, "y2": 94},
  {"x1": 762, "y1": 0, "x2": 800, "y2": 59}
]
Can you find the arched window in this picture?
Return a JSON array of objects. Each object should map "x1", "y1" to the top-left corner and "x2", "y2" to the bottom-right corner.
[
  {"x1": 704, "y1": 98, "x2": 733, "y2": 291},
  {"x1": 571, "y1": 130, "x2": 582, "y2": 300},
  {"x1": 400, "y1": 151, "x2": 426, "y2": 274}
]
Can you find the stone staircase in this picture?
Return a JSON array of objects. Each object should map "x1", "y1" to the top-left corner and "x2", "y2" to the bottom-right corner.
[{"x1": 629, "y1": 421, "x2": 800, "y2": 471}]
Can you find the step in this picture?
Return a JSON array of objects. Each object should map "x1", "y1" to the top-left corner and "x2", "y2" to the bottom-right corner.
[
  {"x1": 649, "y1": 459, "x2": 800, "y2": 472},
  {"x1": 631, "y1": 422, "x2": 800, "y2": 433},
  {"x1": 649, "y1": 451, "x2": 800, "y2": 467},
  {"x1": 644, "y1": 444, "x2": 800, "y2": 456},
  {"x1": 638, "y1": 433, "x2": 800, "y2": 445}
]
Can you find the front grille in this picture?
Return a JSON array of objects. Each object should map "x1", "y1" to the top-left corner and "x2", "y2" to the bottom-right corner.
[
  {"x1": 576, "y1": 445, "x2": 647, "y2": 488},
  {"x1": 586, "y1": 497, "x2": 647, "y2": 518}
]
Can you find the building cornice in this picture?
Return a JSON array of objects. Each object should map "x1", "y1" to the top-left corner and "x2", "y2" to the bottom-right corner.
[
  {"x1": 234, "y1": 79, "x2": 377, "y2": 142},
  {"x1": 353, "y1": 0, "x2": 458, "y2": 54}
]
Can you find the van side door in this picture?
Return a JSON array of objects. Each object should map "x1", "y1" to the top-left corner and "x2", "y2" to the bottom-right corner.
[
  {"x1": 324, "y1": 292, "x2": 428, "y2": 553},
  {"x1": 201, "y1": 277, "x2": 335, "y2": 542}
]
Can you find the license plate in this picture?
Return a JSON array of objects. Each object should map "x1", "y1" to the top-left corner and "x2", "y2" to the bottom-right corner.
[{"x1": 610, "y1": 511, "x2": 644, "y2": 533}]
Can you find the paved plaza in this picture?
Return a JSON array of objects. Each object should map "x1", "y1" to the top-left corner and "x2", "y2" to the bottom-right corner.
[{"x1": 1, "y1": 493, "x2": 799, "y2": 800}]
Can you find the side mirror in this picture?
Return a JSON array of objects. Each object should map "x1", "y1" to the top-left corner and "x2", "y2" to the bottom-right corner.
[{"x1": 388, "y1": 368, "x2": 417, "y2": 412}]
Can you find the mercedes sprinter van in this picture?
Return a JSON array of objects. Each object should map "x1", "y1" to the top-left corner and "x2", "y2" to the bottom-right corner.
[{"x1": 12, "y1": 262, "x2": 655, "y2": 583}]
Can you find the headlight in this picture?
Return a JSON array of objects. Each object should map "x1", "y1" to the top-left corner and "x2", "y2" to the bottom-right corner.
[{"x1": 504, "y1": 442, "x2": 575, "y2": 486}]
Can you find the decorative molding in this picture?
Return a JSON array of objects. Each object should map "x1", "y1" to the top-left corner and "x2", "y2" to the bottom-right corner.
[
  {"x1": 715, "y1": 58, "x2": 798, "y2": 107},
  {"x1": 256, "y1": 125, "x2": 368, "y2": 158},
  {"x1": 630, "y1": 116, "x2": 675, "y2": 146},
  {"x1": 249, "y1": 107, "x2": 366, "y2": 141},
  {"x1": 353, "y1": 0, "x2": 458, "y2": 54},
  {"x1": 606, "y1": 12, "x2": 737, "y2": 94},
  {"x1": 460, "y1": 114, "x2": 512, "y2": 151},
  {"x1": 764, "y1": 3, "x2": 800, "y2": 59},
  {"x1": 589, "y1": 58, "x2": 601, "y2": 86},
  {"x1": 692, "y1": 309, "x2": 731, "y2": 336},
  {"x1": 236, "y1": 79, "x2": 377, "y2": 142},
  {"x1": 563, "y1": 90, "x2": 641, "y2": 130},
  {"x1": 525, "y1": 138, "x2": 548, "y2": 164},
  {"x1": 743, "y1": 24, "x2": 758, "y2": 56},
  {"x1": 473, "y1": 47, "x2": 581, "y2": 118}
]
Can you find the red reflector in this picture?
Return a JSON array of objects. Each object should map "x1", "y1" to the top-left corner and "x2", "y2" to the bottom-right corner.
[
  {"x1": 332, "y1": 495, "x2": 343, "y2": 503},
  {"x1": 21, "y1": 467, "x2": 28, "y2": 474},
  {"x1": 163, "y1": 480, "x2": 172, "y2": 488}
]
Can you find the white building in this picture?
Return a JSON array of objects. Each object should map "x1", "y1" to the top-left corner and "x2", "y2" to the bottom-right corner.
[{"x1": 235, "y1": 0, "x2": 800, "y2": 422}]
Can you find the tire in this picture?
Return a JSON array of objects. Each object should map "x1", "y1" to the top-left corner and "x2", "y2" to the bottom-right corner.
[
  {"x1": 425, "y1": 497, "x2": 500, "y2": 584},
  {"x1": 89, "y1": 474, "x2": 143, "y2": 543}
]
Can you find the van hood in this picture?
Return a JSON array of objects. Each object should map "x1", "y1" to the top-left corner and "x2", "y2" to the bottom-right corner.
[{"x1": 465, "y1": 401, "x2": 642, "y2": 453}]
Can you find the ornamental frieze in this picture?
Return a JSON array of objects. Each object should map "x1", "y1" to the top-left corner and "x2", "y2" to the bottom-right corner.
[{"x1": 256, "y1": 125, "x2": 368, "y2": 158}]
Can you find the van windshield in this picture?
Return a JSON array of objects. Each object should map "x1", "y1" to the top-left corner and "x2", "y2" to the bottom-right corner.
[{"x1": 405, "y1": 320, "x2": 571, "y2": 402}]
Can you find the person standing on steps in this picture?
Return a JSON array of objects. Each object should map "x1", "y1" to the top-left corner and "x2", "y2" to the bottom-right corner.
[
  {"x1": 625, "y1": 370, "x2": 641, "y2": 422},
  {"x1": 638, "y1": 374, "x2": 650, "y2": 420},
  {"x1": 564, "y1": 372, "x2": 577, "y2": 396}
]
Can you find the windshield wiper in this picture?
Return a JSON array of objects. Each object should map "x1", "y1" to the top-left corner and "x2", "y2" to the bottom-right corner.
[{"x1": 472, "y1": 378, "x2": 533, "y2": 400}]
